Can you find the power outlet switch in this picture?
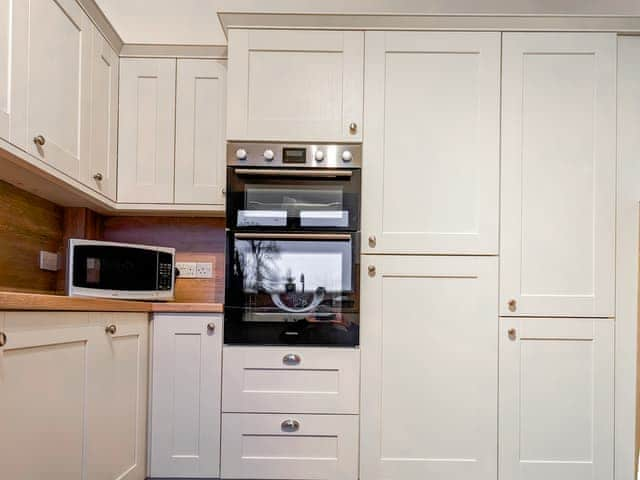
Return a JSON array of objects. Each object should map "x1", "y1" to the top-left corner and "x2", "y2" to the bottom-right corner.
[
  {"x1": 39, "y1": 251, "x2": 59, "y2": 271},
  {"x1": 196, "y1": 262, "x2": 213, "y2": 278},
  {"x1": 176, "y1": 262, "x2": 197, "y2": 278}
]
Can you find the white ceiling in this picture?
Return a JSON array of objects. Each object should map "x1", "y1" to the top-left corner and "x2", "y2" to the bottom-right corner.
[{"x1": 95, "y1": 0, "x2": 640, "y2": 45}]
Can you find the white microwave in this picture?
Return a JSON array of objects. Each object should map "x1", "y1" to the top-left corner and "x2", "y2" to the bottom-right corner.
[{"x1": 67, "y1": 239, "x2": 176, "y2": 301}]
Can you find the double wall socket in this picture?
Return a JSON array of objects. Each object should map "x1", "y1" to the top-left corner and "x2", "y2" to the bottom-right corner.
[{"x1": 176, "y1": 262, "x2": 213, "y2": 279}]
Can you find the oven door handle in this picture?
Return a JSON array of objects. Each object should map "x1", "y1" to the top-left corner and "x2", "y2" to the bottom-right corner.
[
  {"x1": 233, "y1": 233, "x2": 352, "y2": 241},
  {"x1": 233, "y1": 168, "x2": 353, "y2": 178}
]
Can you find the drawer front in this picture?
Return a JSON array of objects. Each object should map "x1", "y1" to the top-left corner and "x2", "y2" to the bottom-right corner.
[
  {"x1": 221, "y1": 413, "x2": 359, "y2": 480},
  {"x1": 222, "y1": 346, "x2": 360, "y2": 414}
]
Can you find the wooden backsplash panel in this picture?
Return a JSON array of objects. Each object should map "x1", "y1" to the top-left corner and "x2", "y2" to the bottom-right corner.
[
  {"x1": 101, "y1": 216, "x2": 226, "y2": 303},
  {"x1": 0, "y1": 180, "x2": 63, "y2": 293}
]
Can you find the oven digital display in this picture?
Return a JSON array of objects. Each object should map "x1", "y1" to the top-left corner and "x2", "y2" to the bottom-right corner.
[{"x1": 282, "y1": 147, "x2": 306, "y2": 164}]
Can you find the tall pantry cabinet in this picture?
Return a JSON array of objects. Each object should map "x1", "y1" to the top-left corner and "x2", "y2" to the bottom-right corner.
[{"x1": 360, "y1": 31, "x2": 616, "y2": 480}]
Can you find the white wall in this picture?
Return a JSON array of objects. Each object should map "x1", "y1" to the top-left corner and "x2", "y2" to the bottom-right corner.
[{"x1": 96, "y1": 0, "x2": 640, "y2": 45}]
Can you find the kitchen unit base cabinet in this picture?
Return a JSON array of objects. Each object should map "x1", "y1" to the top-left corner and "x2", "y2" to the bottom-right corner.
[
  {"x1": 221, "y1": 413, "x2": 359, "y2": 480},
  {"x1": 149, "y1": 314, "x2": 223, "y2": 479},
  {"x1": 222, "y1": 346, "x2": 360, "y2": 414},
  {"x1": 499, "y1": 317, "x2": 614, "y2": 480}
]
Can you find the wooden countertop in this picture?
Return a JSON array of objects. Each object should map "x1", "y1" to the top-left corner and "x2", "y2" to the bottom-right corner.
[{"x1": 0, "y1": 291, "x2": 223, "y2": 313}]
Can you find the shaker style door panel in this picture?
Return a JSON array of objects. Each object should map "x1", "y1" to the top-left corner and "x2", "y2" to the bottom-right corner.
[
  {"x1": 362, "y1": 31, "x2": 500, "y2": 254},
  {"x1": 0, "y1": 0, "x2": 14, "y2": 140},
  {"x1": 149, "y1": 314, "x2": 222, "y2": 478},
  {"x1": 84, "y1": 28, "x2": 119, "y2": 200},
  {"x1": 11, "y1": 0, "x2": 91, "y2": 177},
  {"x1": 500, "y1": 33, "x2": 616, "y2": 317},
  {"x1": 87, "y1": 313, "x2": 148, "y2": 480},
  {"x1": 227, "y1": 29, "x2": 363, "y2": 142},
  {"x1": 175, "y1": 59, "x2": 226, "y2": 205},
  {"x1": 499, "y1": 318, "x2": 614, "y2": 480},
  {"x1": 360, "y1": 256, "x2": 498, "y2": 480},
  {"x1": 118, "y1": 58, "x2": 176, "y2": 203}
]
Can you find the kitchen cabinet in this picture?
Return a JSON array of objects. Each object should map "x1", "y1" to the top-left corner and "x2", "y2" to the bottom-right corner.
[
  {"x1": 221, "y1": 413, "x2": 359, "y2": 480},
  {"x1": 84, "y1": 27, "x2": 119, "y2": 200},
  {"x1": 499, "y1": 317, "x2": 614, "y2": 480},
  {"x1": 361, "y1": 31, "x2": 500, "y2": 255},
  {"x1": 227, "y1": 29, "x2": 364, "y2": 142},
  {"x1": 149, "y1": 313, "x2": 222, "y2": 478},
  {"x1": 11, "y1": 0, "x2": 92, "y2": 177},
  {"x1": 175, "y1": 59, "x2": 226, "y2": 205},
  {"x1": 118, "y1": 58, "x2": 176, "y2": 203},
  {"x1": 360, "y1": 255, "x2": 498, "y2": 480},
  {"x1": 0, "y1": 311, "x2": 148, "y2": 480},
  {"x1": 500, "y1": 33, "x2": 616, "y2": 317},
  {"x1": 0, "y1": 0, "x2": 14, "y2": 141}
]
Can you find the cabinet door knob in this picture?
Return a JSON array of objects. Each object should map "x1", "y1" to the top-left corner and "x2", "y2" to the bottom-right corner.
[
  {"x1": 0, "y1": 331, "x2": 6, "y2": 347},
  {"x1": 105, "y1": 324, "x2": 117, "y2": 335},
  {"x1": 368, "y1": 265, "x2": 376, "y2": 276},
  {"x1": 93, "y1": 173, "x2": 103, "y2": 181},
  {"x1": 282, "y1": 353, "x2": 301, "y2": 366},
  {"x1": 368, "y1": 235, "x2": 376, "y2": 247},
  {"x1": 33, "y1": 135, "x2": 46, "y2": 146},
  {"x1": 508, "y1": 328, "x2": 517, "y2": 340},
  {"x1": 207, "y1": 322, "x2": 216, "y2": 333},
  {"x1": 349, "y1": 122, "x2": 358, "y2": 134},
  {"x1": 281, "y1": 419, "x2": 300, "y2": 432},
  {"x1": 508, "y1": 299, "x2": 517, "y2": 312}
]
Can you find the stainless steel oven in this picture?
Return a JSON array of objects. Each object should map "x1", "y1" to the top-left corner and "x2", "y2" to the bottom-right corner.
[{"x1": 224, "y1": 142, "x2": 361, "y2": 346}]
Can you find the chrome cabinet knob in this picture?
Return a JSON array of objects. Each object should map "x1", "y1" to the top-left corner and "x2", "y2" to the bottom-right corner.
[
  {"x1": 508, "y1": 299, "x2": 517, "y2": 312},
  {"x1": 368, "y1": 265, "x2": 376, "y2": 276},
  {"x1": 93, "y1": 173, "x2": 103, "y2": 181},
  {"x1": 368, "y1": 235, "x2": 376, "y2": 247},
  {"x1": 282, "y1": 353, "x2": 301, "y2": 366},
  {"x1": 0, "y1": 331, "x2": 6, "y2": 347},
  {"x1": 207, "y1": 322, "x2": 216, "y2": 333},
  {"x1": 281, "y1": 419, "x2": 300, "y2": 432},
  {"x1": 508, "y1": 328, "x2": 517, "y2": 340},
  {"x1": 33, "y1": 135, "x2": 46, "y2": 146},
  {"x1": 105, "y1": 324, "x2": 117, "y2": 335},
  {"x1": 349, "y1": 122, "x2": 358, "y2": 134}
]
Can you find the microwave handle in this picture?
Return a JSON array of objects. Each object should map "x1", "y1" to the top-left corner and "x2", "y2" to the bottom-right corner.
[
  {"x1": 234, "y1": 233, "x2": 352, "y2": 241},
  {"x1": 233, "y1": 168, "x2": 353, "y2": 178}
]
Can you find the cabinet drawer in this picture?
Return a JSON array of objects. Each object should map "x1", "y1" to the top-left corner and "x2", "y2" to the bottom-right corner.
[
  {"x1": 222, "y1": 346, "x2": 360, "y2": 414},
  {"x1": 221, "y1": 413, "x2": 359, "y2": 480}
]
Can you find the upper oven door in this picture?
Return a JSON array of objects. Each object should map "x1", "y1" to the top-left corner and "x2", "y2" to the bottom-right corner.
[{"x1": 226, "y1": 167, "x2": 361, "y2": 231}]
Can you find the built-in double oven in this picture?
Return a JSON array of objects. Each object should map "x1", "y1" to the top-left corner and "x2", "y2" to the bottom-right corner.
[{"x1": 224, "y1": 143, "x2": 361, "y2": 346}]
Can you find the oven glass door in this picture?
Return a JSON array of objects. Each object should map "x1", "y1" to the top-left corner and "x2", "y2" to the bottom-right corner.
[
  {"x1": 226, "y1": 168, "x2": 361, "y2": 231},
  {"x1": 225, "y1": 232, "x2": 359, "y2": 346}
]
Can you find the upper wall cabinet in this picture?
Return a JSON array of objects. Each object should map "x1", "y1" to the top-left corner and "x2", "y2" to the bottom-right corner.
[
  {"x1": 84, "y1": 27, "x2": 119, "y2": 200},
  {"x1": 500, "y1": 33, "x2": 616, "y2": 317},
  {"x1": 11, "y1": 0, "x2": 92, "y2": 178},
  {"x1": 175, "y1": 59, "x2": 226, "y2": 205},
  {"x1": 361, "y1": 32, "x2": 500, "y2": 254},
  {"x1": 0, "y1": 0, "x2": 13, "y2": 141},
  {"x1": 118, "y1": 58, "x2": 176, "y2": 204},
  {"x1": 227, "y1": 29, "x2": 364, "y2": 142}
]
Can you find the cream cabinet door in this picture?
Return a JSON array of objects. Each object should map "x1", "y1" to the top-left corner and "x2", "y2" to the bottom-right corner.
[
  {"x1": 175, "y1": 59, "x2": 226, "y2": 205},
  {"x1": 500, "y1": 33, "x2": 616, "y2": 317},
  {"x1": 87, "y1": 313, "x2": 148, "y2": 480},
  {"x1": 0, "y1": 0, "x2": 14, "y2": 140},
  {"x1": 118, "y1": 58, "x2": 176, "y2": 203},
  {"x1": 362, "y1": 32, "x2": 500, "y2": 254},
  {"x1": 11, "y1": 0, "x2": 91, "y2": 177},
  {"x1": 500, "y1": 318, "x2": 614, "y2": 480},
  {"x1": 0, "y1": 312, "x2": 97, "y2": 480},
  {"x1": 149, "y1": 314, "x2": 222, "y2": 478},
  {"x1": 84, "y1": 28, "x2": 119, "y2": 200},
  {"x1": 360, "y1": 256, "x2": 498, "y2": 480},
  {"x1": 227, "y1": 29, "x2": 363, "y2": 142}
]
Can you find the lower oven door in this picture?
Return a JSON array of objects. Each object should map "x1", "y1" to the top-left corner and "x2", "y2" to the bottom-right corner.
[{"x1": 225, "y1": 232, "x2": 359, "y2": 346}]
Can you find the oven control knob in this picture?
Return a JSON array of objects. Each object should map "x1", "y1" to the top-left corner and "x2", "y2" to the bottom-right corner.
[
  {"x1": 342, "y1": 150, "x2": 353, "y2": 162},
  {"x1": 235, "y1": 148, "x2": 247, "y2": 160},
  {"x1": 314, "y1": 150, "x2": 325, "y2": 162},
  {"x1": 263, "y1": 149, "x2": 274, "y2": 161}
]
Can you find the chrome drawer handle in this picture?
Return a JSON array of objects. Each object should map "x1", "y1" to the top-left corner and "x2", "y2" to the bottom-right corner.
[
  {"x1": 282, "y1": 353, "x2": 301, "y2": 366},
  {"x1": 281, "y1": 419, "x2": 300, "y2": 432}
]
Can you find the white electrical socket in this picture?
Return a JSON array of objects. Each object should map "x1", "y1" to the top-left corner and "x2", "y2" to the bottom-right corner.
[
  {"x1": 176, "y1": 262, "x2": 197, "y2": 278},
  {"x1": 195, "y1": 262, "x2": 213, "y2": 278},
  {"x1": 39, "y1": 251, "x2": 59, "y2": 271}
]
